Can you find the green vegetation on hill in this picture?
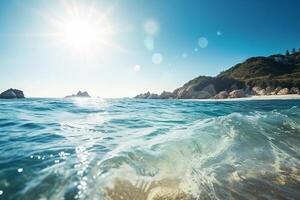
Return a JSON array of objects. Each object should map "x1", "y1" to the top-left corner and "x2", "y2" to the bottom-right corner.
[
  {"x1": 178, "y1": 75, "x2": 244, "y2": 93},
  {"x1": 177, "y1": 51, "x2": 300, "y2": 95},
  {"x1": 135, "y1": 49, "x2": 300, "y2": 99},
  {"x1": 218, "y1": 52, "x2": 300, "y2": 88}
]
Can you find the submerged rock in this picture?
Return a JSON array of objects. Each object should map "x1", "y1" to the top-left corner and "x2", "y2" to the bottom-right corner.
[
  {"x1": 65, "y1": 91, "x2": 91, "y2": 98},
  {"x1": 0, "y1": 88, "x2": 25, "y2": 99}
]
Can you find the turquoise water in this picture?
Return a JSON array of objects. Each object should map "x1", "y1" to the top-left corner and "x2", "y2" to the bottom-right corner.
[{"x1": 0, "y1": 98, "x2": 299, "y2": 200}]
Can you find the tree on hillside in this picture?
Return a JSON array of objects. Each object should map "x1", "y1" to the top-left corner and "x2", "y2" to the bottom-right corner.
[
  {"x1": 286, "y1": 50, "x2": 290, "y2": 56},
  {"x1": 292, "y1": 48, "x2": 296, "y2": 54}
]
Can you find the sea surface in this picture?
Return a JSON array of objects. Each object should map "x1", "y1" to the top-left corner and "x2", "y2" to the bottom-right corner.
[{"x1": 0, "y1": 98, "x2": 299, "y2": 200}]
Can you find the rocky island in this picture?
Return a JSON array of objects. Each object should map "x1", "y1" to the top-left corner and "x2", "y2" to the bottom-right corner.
[
  {"x1": 0, "y1": 88, "x2": 25, "y2": 99},
  {"x1": 65, "y1": 91, "x2": 91, "y2": 98},
  {"x1": 135, "y1": 49, "x2": 300, "y2": 99}
]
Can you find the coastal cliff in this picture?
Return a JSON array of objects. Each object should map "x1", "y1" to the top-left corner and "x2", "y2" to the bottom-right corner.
[{"x1": 135, "y1": 50, "x2": 300, "y2": 99}]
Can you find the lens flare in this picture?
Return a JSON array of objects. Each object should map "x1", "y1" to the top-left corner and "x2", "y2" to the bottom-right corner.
[
  {"x1": 198, "y1": 37, "x2": 208, "y2": 48},
  {"x1": 152, "y1": 53, "x2": 163, "y2": 64}
]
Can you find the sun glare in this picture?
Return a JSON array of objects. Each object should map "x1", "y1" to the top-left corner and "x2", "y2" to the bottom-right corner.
[
  {"x1": 62, "y1": 18, "x2": 99, "y2": 50},
  {"x1": 49, "y1": 3, "x2": 114, "y2": 54},
  {"x1": 59, "y1": 16, "x2": 113, "y2": 53}
]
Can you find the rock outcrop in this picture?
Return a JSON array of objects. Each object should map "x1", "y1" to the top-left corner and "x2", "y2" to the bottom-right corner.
[
  {"x1": 290, "y1": 87, "x2": 300, "y2": 94},
  {"x1": 65, "y1": 91, "x2": 91, "y2": 98},
  {"x1": 277, "y1": 88, "x2": 289, "y2": 95},
  {"x1": 135, "y1": 91, "x2": 174, "y2": 99},
  {"x1": 252, "y1": 87, "x2": 267, "y2": 96},
  {"x1": 263, "y1": 86, "x2": 274, "y2": 95},
  {"x1": 135, "y1": 50, "x2": 300, "y2": 99},
  {"x1": 159, "y1": 91, "x2": 173, "y2": 99},
  {"x1": 229, "y1": 89, "x2": 245, "y2": 98},
  {"x1": 135, "y1": 92, "x2": 151, "y2": 99},
  {"x1": 214, "y1": 91, "x2": 229, "y2": 99},
  {"x1": 0, "y1": 88, "x2": 25, "y2": 99}
]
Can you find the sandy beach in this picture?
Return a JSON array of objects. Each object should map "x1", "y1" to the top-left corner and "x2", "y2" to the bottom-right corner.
[{"x1": 192, "y1": 94, "x2": 300, "y2": 101}]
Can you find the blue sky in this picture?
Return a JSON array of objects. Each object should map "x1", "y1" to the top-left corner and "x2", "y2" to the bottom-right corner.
[{"x1": 0, "y1": 0, "x2": 300, "y2": 97}]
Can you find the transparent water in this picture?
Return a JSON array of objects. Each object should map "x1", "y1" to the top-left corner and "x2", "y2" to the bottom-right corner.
[{"x1": 0, "y1": 98, "x2": 299, "y2": 200}]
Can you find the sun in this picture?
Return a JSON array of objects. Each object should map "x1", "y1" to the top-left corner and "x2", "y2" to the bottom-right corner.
[
  {"x1": 62, "y1": 18, "x2": 99, "y2": 50},
  {"x1": 48, "y1": 3, "x2": 114, "y2": 54},
  {"x1": 59, "y1": 16, "x2": 113, "y2": 53}
]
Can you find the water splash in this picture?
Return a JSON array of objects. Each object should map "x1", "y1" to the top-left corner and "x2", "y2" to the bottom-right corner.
[{"x1": 0, "y1": 99, "x2": 300, "y2": 199}]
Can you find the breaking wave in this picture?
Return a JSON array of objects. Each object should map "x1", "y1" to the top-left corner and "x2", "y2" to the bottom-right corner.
[{"x1": 0, "y1": 98, "x2": 299, "y2": 199}]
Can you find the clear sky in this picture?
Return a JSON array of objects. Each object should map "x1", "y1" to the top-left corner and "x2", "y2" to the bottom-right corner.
[{"x1": 0, "y1": 0, "x2": 300, "y2": 97}]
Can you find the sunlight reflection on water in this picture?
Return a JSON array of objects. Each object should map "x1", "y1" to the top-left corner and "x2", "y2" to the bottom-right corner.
[{"x1": 0, "y1": 98, "x2": 299, "y2": 199}]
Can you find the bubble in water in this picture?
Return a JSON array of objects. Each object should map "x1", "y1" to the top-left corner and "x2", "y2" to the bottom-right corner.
[
  {"x1": 217, "y1": 31, "x2": 222, "y2": 36},
  {"x1": 194, "y1": 48, "x2": 198, "y2": 52},
  {"x1": 54, "y1": 160, "x2": 60, "y2": 163},
  {"x1": 152, "y1": 53, "x2": 163, "y2": 64},
  {"x1": 0, "y1": 190, "x2": 3, "y2": 195},
  {"x1": 144, "y1": 37, "x2": 154, "y2": 51},
  {"x1": 133, "y1": 65, "x2": 141, "y2": 72},
  {"x1": 198, "y1": 37, "x2": 208, "y2": 48},
  {"x1": 30, "y1": 155, "x2": 33, "y2": 158},
  {"x1": 144, "y1": 19, "x2": 159, "y2": 36},
  {"x1": 17, "y1": 168, "x2": 23, "y2": 173}
]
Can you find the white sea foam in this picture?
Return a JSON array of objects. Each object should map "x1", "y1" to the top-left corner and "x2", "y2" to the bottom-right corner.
[{"x1": 1, "y1": 98, "x2": 300, "y2": 199}]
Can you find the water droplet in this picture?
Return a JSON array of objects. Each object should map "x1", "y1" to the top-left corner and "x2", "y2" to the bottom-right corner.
[
  {"x1": 152, "y1": 53, "x2": 163, "y2": 64},
  {"x1": 30, "y1": 155, "x2": 33, "y2": 158},
  {"x1": 17, "y1": 168, "x2": 23, "y2": 173},
  {"x1": 54, "y1": 160, "x2": 60, "y2": 163},
  {"x1": 37, "y1": 156, "x2": 41, "y2": 159},
  {"x1": 217, "y1": 31, "x2": 222, "y2": 36},
  {"x1": 0, "y1": 190, "x2": 3, "y2": 195},
  {"x1": 198, "y1": 37, "x2": 208, "y2": 48}
]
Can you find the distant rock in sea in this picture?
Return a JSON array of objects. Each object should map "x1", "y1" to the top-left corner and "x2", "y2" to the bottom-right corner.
[
  {"x1": 65, "y1": 91, "x2": 91, "y2": 98},
  {"x1": 0, "y1": 88, "x2": 25, "y2": 99}
]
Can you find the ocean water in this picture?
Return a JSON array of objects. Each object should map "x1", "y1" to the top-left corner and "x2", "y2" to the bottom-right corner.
[{"x1": 0, "y1": 98, "x2": 299, "y2": 200}]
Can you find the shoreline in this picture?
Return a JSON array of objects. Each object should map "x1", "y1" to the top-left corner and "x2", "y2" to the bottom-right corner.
[
  {"x1": 191, "y1": 94, "x2": 300, "y2": 101},
  {"x1": 1, "y1": 95, "x2": 300, "y2": 101}
]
